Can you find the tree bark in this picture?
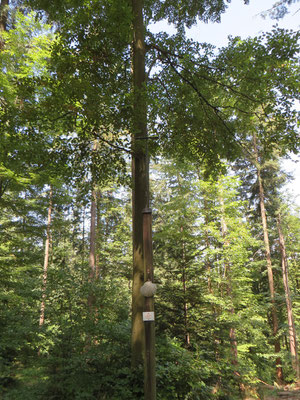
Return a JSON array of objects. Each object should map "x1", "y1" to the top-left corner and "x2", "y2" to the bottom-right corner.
[
  {"x1": 253, "y1": 134, "x2": 284, "y2": 384},
  {"x1": 176, "y1": 172, "x2": 190, "y2": 346},
  {"x1": 219, "y1": 191, "x2": 246, "y2": 394},
  {"x1": 0, "y1": 0, "x2": 8, "y2": 33},
  {"x1": 219, "y1": 194, "x2": 239, "y2": 367},
  {"x1": 180, "y1": 224, "x2": 190, "y2": 346},
  {"x1": 82, "y1": 207, "x2": 86, "y2": 266},
  {"x1": 0, "y1": 0, "x2": 13, "y2": 214},
  {"x1": 0, "y1": 0, "x2": 8, "y2": 51},
  {"x1": 131, "y1": 0, "x2": 148, "y2": 368},
  {"x1": 95, "y1": 190, "x2": 101, "y2": 280},
  {"x1": 88, "y1": 188, "x2": 97, "y2": 312},
  {"x1": 277, "y1": 213, "x2": 299, "y2": 380},
  {"x1": 39, "y1": 186, "x2": 53, "y2": 327}
]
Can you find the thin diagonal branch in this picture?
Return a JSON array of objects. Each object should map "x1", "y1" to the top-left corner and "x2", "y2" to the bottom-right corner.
[{"x1": 93, "y1": 132, "x2": 133, "y2": 155}]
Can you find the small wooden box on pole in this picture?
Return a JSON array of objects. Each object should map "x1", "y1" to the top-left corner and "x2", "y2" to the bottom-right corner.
[{"x1": 142, "y1": 208, "x2": 156, "y2": 400}]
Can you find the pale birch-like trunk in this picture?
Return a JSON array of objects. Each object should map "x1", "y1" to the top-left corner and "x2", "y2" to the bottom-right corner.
[
  {"x1": 82, "y1": 208, "x2": 86, "y2": 266},
  {"x1": 202, "y1": 194, "x2": 223, "y2": 394},
  {"x1": 39, "y1": 186, "x2": 53, "y2": 327},
  {"x1": 176, "y1": 172, "x2": 190, "y2": 346},
  {"x1": 253, "y1": 134, "x2": 283, "y2": 383},
  {"x1": 95, "y1": 190, "x2": 101, "y2": 280},
  {"x1": 0, "y1": 0, "x2": 9, "y2": 198},
  {"x1": 219, "y1": 192, "x2": 246, "y2": 396},
  {"x1": 219, "y1": 194, "x2": 239, "y2": 367},
  {"x1": 88, "y1": 189, "x2": 97, "y2": 312},
  {"x1": 180, "y1": 225, "x2": 190, "y2": 346},
  {"x1": 277, "y1": 213, "x2": 299, "y2": 380}
]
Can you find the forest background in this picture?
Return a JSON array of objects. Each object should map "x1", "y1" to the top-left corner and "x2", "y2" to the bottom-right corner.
[{"x1": 0, "y1": 0, "x2": 300, "y2": 399}]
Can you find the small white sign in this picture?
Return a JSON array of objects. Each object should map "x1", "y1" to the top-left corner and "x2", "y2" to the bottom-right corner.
[{"x1": 143, "y1": 312, "x2": 155, "y2": 321}]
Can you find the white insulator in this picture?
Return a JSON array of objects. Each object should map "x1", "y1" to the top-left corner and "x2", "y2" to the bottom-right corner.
[{"x1": 140, "y1": 281, "x2": 157, "y2": 297}]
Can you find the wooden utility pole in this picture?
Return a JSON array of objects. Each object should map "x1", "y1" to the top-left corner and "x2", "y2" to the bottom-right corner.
[
  {"x1": 142, "y1": 208, "x2": 156, "y2": 400},
  {"x1": 131, "y1": 0, "x2": 148, "y2": 367}
]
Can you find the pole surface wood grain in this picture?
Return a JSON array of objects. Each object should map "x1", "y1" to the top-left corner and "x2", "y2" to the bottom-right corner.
[{"x1": 142, "y1": 208, "x2": 156, "y2": 400}]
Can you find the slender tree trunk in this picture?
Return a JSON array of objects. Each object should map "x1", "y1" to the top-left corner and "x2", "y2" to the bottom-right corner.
[
  {"x1": 182, "y1": 266, "x2": 190, "y2": 346},
  {"x1": 0, "y1": 0, "x2": 8, "y2": 55},
  {"x1": 253, "y1": 134, "x2": 283, "y2": 383},
  {"x1": 0, "y1": 0, "x2": 8, "y2": 49},
  {"x1": 82, "y1": 208, "x2": 85, "y2": 266},
  {"x1": 219, "y1": 192, "x2": 246, "y2": 395},
  {"x1": 95, "y1": 190, "x2": 101, "y2": 280},
  {"x1": 39, "y1": 186, "x2": 53, "y2": 327},
  {"x1": 201, "y1": 185, "x2": 223, "y2": 393},
  {"x1": 180, "y1": 225, "x2": 190, "y2": 346},
  {"x1": 219, "y1": 194, "x2": 239, "y2": 367},
  {"x1": 176, "y1": 171, "x2": 190, "y2": 346},
  {"x1": 204, "y1": 228, "x2": 213, "y2": 295},
  {"x1": 277, "y1": 213, "x2": 299, "y2": 380},
  {"x1": 88, "y1": 189, "x2": 97, "y2": 312},
  {"x1": 131, "y1": 0, "x2": 148, "y2": 368}
]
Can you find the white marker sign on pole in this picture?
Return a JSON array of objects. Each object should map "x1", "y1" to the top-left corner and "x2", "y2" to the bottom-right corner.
[{"x1": 143, "y1": 311, "x2": 155, "y2": 321}]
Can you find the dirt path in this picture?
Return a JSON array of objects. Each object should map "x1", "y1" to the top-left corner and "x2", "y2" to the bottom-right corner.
[{"x1": 264, "y1": 388, "x2": 300, "y2": 399}]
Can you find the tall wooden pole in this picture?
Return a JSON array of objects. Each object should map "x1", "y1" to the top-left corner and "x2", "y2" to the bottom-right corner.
[
  {"x1": 131, "y1": 0, "x2": 148, "y2": 367},
  {"x1": 143, "y1": 208, "x2": 156, "y2": 400}
]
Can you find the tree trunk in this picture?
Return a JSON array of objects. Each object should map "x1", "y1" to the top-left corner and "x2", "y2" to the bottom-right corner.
[
  {"x1": 202, "y1": 193, "x2": 222, "y2": 393},
  {"x1": 0, "y1": 0, "x2": 8, "y2": 51},
  {"x1": 176, "y1": 171, "x2": 190, "y2": 346},
  {"x1": 39, "y1": 186, "x2": 53, "y2": 327},
  {"x1": 82, "y1": 207, "x2": 86, "y2": 266},
  {"x1": 131, "y1": 0, "x2": 149, "y2": 368},
  {"x1": 95, "y1": 190, "x2": 101, "y2": 280},
  {"x1": 0, "y1": 0, "x2": 8, "y2": 35},
  {"x1": 253, "y1": 134, "x2": 284, "y2": 383},
  {"x1": 88, "y1": 188, "x2": 97, "y2": 312},
  {"x1": 219, "y1": 194, "x2": 239, "y2": 367},
  {"x1": 277, "y1": 213, "x2": 299, "y2": 380},
  {"x1": 180, "y1": 225, "x2": 190, "y2": 346},
  {"x1": 219, "y1": 192, "x2": 246, "y2": 394}
]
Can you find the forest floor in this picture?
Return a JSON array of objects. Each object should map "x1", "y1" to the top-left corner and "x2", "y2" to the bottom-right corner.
[
  {"x1": 262, "y1": 384, "x2": 300, "y2": 399},
  {"x1": 264, "y1": 392, "x2": 300, "y2": 399}
]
